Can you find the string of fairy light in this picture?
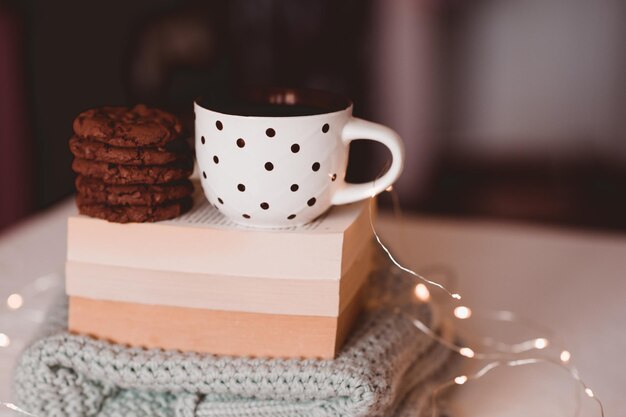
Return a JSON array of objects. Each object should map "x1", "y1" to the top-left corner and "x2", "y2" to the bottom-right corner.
[
  {"x1": 0, "y1": 189, "x2": 605, "y2": 417},
  {"x1": 368, "y1": 190, "x2": 605, "y2": 416}
]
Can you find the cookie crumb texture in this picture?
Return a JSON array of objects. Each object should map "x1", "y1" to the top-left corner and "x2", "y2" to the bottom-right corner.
[
  {"x1": 72, "y1": 158, "x2": 193, "y2": 185},
  {"x1": 69, "y1": 136, "x2": 191, "y2": 166},
  {"x1": 70, "y1": 104, "x2": 194, "y2": 223},
  {"x1": 73, "y1": 104, "x2": 183, "y2": 147},
  {"x1": 76, "y1": 196, "x2": 193, "y2": 223},
  {"x1": 75, "y1": 176, "x2": 193, "y2": 206}
]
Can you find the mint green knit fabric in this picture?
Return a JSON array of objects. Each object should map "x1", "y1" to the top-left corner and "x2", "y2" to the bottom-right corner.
[{"x1": 13, "y1": 273, "x2": 453, "y2": 417}]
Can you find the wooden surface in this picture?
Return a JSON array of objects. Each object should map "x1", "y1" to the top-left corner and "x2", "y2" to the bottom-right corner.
[
  {"x1": 68, "y1": 289, "x2": 363, "y2": 359},
  {"x1": 0, "y1": 198, "x2": 625, "y2": 415}
]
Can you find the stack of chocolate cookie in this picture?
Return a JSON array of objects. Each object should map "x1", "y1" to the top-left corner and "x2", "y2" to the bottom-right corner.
[{"x1": 70, "y1": 105, "x2": 194, "y2": 223}]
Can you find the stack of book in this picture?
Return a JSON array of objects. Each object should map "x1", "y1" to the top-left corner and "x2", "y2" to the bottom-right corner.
[{"x1": 65, "y1": 185, "x2": 376, "y2": 358}]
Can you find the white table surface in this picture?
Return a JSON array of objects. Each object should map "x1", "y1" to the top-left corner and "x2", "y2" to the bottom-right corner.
[{"x1": 0, "y1": 198, "x2": 624, "y2": 416}]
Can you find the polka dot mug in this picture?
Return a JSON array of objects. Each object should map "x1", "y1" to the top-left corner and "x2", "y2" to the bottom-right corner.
[{"x1": 194, "y1": 88, "x2": 404, "y2": 228}]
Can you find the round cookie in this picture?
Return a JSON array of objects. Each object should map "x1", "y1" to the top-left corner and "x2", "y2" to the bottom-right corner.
[
  {"x1": 75, "y1": 176, "x2": 194, "y2": 206},
  {"x1": 72, "y1": 158, "x2": 193, "y2": 185},
  {"x1": 76, "y1": 196, "x2": 193, "y2": 223},
  {"x1": 69, "y1": 136, "x2": 191, "y2": 166},
  {"x1": 73, "y1": 104, "x2": 183, "y2": 147}
]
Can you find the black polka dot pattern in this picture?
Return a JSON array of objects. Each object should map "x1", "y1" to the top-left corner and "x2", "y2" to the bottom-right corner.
[{"x1": 204, "y1": 124, "x2": 337, "y2": 223}]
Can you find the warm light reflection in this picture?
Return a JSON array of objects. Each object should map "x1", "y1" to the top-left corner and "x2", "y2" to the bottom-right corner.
[
  {"x1": 460, "y1": 347, "x2": 475, "y2": 358},
  {"x1": 454, "y1": 375, "x2": 468, "y2": 385},
  {"x1": 414, "y1": 283, "x2": 431, "y2": 302},
  {"x1": 533, "y1": 338, "x2": 549, "y2": 350},
  {"x1": 7, "y1": 294, "x2": 24, "y2": 310},
  {"x1": 0, "y1": 333, "x2": 10, "y2": 348},
  {"x1": 385, "y1": 185, "x2": 393, "y2": 192},
  {"x1": 454, "y1": 306, "x2": 472, "y2": 319},
  {"x1": 585, "y1": 388, "x2": 594, "y2": 398},
  {"x1": 560, "y1": 350, "x2": 571, "y2": 363}
]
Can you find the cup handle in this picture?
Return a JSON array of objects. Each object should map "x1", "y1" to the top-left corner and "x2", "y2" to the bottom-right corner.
[{"x1": 331, "y1": 117, "x2": 405, "y2": 205}]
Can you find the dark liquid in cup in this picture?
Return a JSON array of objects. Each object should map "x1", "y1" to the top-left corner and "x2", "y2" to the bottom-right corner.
[
  {"x1": 199, "y1": 88, "x2": 351, "y2": 116},
  {"x1": 209, "y1": 103, "x2": 328, "y2": 117}
]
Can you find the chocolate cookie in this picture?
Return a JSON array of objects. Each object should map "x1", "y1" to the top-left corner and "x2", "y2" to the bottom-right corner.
[
  {"x1": 75, "y1": 176, "x2": 194, "y2": 206},
  {"x1": 69, "y1": 136, "x2": 191, "y2": 166},
  {"x1": 76, "y1": 196, "x2": 193, "y2": 223},
  {"x1": 73, "y1": 104, "x2": 183, "y2": 147},
  {"x1": 72, "y1": 158, "x2": 194, "y2": 185}
]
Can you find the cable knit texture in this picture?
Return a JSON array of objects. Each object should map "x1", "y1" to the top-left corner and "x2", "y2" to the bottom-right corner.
[{"x1": 13, "y1": 270, "x2": 453, "y2": 417}]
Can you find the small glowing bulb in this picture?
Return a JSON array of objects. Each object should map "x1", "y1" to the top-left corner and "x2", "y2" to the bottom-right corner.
[
  {"x1": 560, "y1": 350, "x2": 571, "y2": 363},
  {"x1": 414, "y1": 284, "x2": 431, "y2": 302},
  {"x1": 460, "y1": 347, "x2": 475, "y2": 358},
  {"x1": 454, "y1": 306, "x2": 472, "y2": 319},
  {"x1": 385, "y1": 185, "x2": 394, "y2": 192},
  {"x1": 454, "y1": 375, "x2": 468, "y2": 385},
  {"x1": 585, "y1": 388, "x2": 594, "y2": 398},
  {"x1": 533, "y1": 338, "x2": 549, "y2": 350},
  {"x1": 452, "y1": 293, "x2": 462, "y2": 300},
  {"x1": 6, "y1": 293, "x2": 23, "y2": 310},
  {"x1": 0, "y1": 333, "x2": 10, "y2": 348}
]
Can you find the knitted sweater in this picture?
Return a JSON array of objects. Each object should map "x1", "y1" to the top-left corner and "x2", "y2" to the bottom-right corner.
[{"x1": 13, "y1": 274, "x2": 453, "y2": 417}]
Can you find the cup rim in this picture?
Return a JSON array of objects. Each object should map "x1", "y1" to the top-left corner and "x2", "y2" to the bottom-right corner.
[{"x1": 194, "y1": 86, "x2": 353, "y2": 117}]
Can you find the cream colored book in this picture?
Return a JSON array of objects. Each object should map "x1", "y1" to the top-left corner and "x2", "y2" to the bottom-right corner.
[
  {"x1": 65, "y1": 243, "x2": 374, "y2": 317},
  {"x1": 67, "y1": 187, "x2": 375, "y2": 280}
]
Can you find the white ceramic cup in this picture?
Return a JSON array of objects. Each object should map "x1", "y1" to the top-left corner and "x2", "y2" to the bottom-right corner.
[{"x1": 194, "y1": 88, "x2": 404, "y2": 228}]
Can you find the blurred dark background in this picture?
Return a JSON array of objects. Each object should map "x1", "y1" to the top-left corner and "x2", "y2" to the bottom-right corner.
[{"x1": 1, "y1": 0, "x2": 625, "y2": 233}]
